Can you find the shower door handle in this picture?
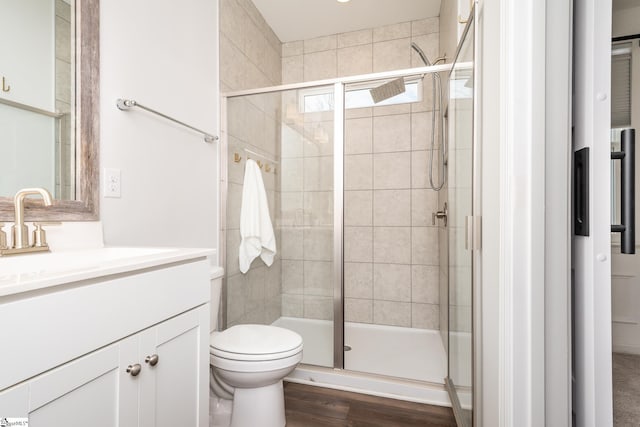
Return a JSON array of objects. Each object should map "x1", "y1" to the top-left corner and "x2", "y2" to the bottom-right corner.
[
  {"x1": 611, "y1": 128, "x2": 636, "y2": 254},
  {"x1": 465, "y1": 216, "x2": 482, "y2": 251}
]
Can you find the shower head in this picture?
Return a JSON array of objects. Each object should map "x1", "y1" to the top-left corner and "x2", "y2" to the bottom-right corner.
[
  {"x1": 369, "y1": 77, "x2": 406, "y2": 103},
  {"x1": 411, "y1": 42, "x2": 432, "y2": 66}
]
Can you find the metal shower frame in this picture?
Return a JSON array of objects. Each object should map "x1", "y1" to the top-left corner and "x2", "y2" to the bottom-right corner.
[{"x1": 218, "y1": 61, "x2": 468, "y2": 370}]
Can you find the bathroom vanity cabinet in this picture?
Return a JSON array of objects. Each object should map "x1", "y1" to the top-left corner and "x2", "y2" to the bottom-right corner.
[{"x1": 0, "y1": 248, "x2": 213, "y2": 426}]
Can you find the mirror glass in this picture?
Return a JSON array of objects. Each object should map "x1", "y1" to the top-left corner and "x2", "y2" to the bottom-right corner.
[{"x1": 0, "y1": 0, "x2": 76, "y2": 200}]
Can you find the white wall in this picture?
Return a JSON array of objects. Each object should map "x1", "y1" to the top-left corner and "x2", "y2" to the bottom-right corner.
[{"x1": 99, "y1": 0, "x2": 219, "y2": 252}]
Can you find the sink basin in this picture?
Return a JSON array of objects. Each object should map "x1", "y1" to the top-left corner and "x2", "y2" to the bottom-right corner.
[{"x1": 0, "y1": 246, "x2": 214, "y2": 297}]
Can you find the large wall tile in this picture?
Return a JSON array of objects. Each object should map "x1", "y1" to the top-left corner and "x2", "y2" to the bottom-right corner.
[
  {"x1": 303, "y1": 227, "x2": 333, "y2": 261},
  {"x1": 373, "y1": 22, "x2": 411, "y2": 42},
  {"x1": 373, "y1": 227, "x2": 411, "y2": 264},
  {"x1": 304, "y1": 35, "x2": 338, "y2": 53},
  {"x1": 411, "y1": 111, "x2": 437, "y2": 151},
  {"x1": 373, "y1": 300, "x2": 411, "y2": 327},
  {"x1": 411, "y1": 189, "x2": 439, "y2": 226},
  {"x1": 303, "y1": 156, "x2": 334, "y2": 191},
  {"x1": 281, "y1": 228, "x2": 304, "y2": 260},
  {"x1": 374, "y1": 263, "x2": 411, "y2": 302},
  {"x1": 373, "y1": 152, "x2": 411, "y2": 189},
  {"x1": 344, "y1": 262, "x2": 373, "y2": 298},
  {"x1": 282, "y1": 259, "x2": 304, "y2": 294},
  {"x1": 345, "y1": 154, "x2": 373, "y2": 190},
  {"x1": 411, "y1": 265, "x2": 439, "y2": 304},
  {"x1": 373, "y1": 114, "x2": 411, "y2": 153},
  {"x1": 304, "y1": 261, "x2": 333, "y2": 296},
  {"x1": 345, "y1": 117, "x2": 373, "y2": 154},
  {"x1": 280, "y1": 191, "x2": 304, "y2": 227},
  {"x1": 282, "y1": 55, "x2": 304, "y2": 84},
  {"x1": 338, "y1": 44, "x2": 373, "y2": 77},
  {"x1": 338, "y1": 29, "x2": 373, "y2": 48},
  {"x1": 227, "y1": 273, "x2": 248, "y2": 324},
  {"x1": 281, "y1": 158, "x2": 304, "y2": 191},
  {"x1": 304, "y1": 296, "x2": 333, "y2": 320},
  {"x1": 344, "y1": 190, "x2": 373, "y2": 226},
  {"x1": 345, "y1": 227, "x2": 373, "y2": 262},
  {"x1": 373, "y1": 38, "x2": 411, "y2": 72},
  {"x1": 411, "y1": 303, "x2": 439, "y2": 329},
  {"x1": 411, "y1": 227, "x2": 439, "y2": 265},
  {"x1": 345, "y1": 298, "x2": 373, "y2": 323},
  {"x1": 304, "y1": 50, "x2": 337, "y2": 81},
  {"x1": 412, "y1": 18, "x2": 440, "y2": 36},
  {"x1": 373, "y1": 190, "x2": 411, "y2": 226},
  {"x1": 282, "y1": 40, "x2": 303, "y2": 57},
  {"x1": 282, "y1": 294, "x2": 304, "y2": 317},
  {"x1": 304, "y1": 191, "x2": 333, "y2": 226}
]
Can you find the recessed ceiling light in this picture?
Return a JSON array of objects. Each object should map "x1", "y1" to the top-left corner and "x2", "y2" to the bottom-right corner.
[{"x1": 337, "y1": 0, "x2": 350, "y2": 3}]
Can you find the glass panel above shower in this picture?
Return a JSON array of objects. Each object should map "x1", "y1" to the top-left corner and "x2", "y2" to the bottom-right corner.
[{"x1": 300, "y1": 78, "x2": 423, "y2": 113}]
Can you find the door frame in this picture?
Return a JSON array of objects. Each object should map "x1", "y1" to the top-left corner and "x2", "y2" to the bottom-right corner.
[{"x1": 477, "y1": 0, "x2": 573, "y2": 425}]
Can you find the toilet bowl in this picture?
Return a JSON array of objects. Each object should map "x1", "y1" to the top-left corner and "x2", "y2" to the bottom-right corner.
[{"x1": 209, "y1": 324, "x2": 303, "y2": 427}]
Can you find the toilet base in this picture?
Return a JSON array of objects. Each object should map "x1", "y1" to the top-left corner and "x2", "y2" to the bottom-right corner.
[
  {"x1": 210, "y1": 392, "x2": 233, "y2": 427},
  {"x1": 230, "y1": 381, "x2": 286, "y2": 427}
]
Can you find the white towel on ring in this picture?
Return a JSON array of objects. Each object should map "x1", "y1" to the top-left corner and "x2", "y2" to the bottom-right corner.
[{"x1": 238, "y1": 159, "x2": 276, "y2": 273}]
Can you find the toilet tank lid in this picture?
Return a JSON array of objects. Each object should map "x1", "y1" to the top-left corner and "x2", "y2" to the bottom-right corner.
[{"x1": 211, "y1": 324, "x2": 303, "y2": 355}]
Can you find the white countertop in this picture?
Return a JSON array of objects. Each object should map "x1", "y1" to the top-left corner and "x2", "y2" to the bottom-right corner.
[{"x1": 0, "y1": 246, "x2": 218, "y2": 298}]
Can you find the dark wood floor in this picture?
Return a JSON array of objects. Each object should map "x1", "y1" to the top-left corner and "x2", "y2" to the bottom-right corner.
[{"x1": 284, "y1": 382, "x2": 457, "y2": 427}]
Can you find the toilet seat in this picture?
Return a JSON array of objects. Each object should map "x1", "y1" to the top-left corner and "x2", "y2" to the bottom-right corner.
[{"x1": 210, "y1": 325, "x2": 303, "y2": 362}]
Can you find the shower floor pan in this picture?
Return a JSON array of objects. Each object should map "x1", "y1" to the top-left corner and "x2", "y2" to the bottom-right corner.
[{"x1": 273, "y1": 317, "x2": 452, "y2": 406}]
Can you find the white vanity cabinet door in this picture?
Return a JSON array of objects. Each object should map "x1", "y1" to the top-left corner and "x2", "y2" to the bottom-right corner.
[
  {"x1": 0, "y1": 383, "x2": 29, "y2": 416},
  {"x1": 32, "y1": 344, "x2": 135, "y2": 427},
  {"x1": 0, "y1": 340, "x2": 139, "y2": 426},
  {"x1": 138, "y1": 304, "x2": 210, "y2": 427},
  {"x1": 0, "y1": 304, "x2": 210, "y2": 427}
]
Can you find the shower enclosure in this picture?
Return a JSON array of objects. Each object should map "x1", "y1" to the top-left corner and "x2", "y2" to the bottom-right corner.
[{"x1": 220, "y1": 11, "x2": 475, "y2": 425}]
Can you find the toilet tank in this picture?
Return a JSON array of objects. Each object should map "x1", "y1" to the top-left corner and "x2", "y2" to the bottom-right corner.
[{"x1": 210, "y1": 267, "x2": 224, "y2": 333}]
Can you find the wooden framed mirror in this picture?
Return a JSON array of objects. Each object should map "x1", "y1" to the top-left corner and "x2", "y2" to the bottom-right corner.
[{"x1": 0, "y1": 0, "x2": 99, "y2": 221}]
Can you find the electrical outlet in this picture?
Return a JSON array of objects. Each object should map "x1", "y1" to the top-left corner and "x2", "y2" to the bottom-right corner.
[{"x1": 104, "y1": 168, "x2": 121, "y2": 198}]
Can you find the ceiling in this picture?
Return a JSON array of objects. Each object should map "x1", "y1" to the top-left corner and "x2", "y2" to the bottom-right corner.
[{"x1": 251, "y1": 0, "x2": 442, "y2": 43}]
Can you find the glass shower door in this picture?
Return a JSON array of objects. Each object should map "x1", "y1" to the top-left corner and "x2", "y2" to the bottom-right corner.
[{"x1": 446, "y1": 7, "x2": 475, "y2": 427}]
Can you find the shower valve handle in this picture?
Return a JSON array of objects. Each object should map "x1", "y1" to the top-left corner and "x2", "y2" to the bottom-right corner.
[{"x1": 432, "y1": 203, "x2": 448, "y2": 227}]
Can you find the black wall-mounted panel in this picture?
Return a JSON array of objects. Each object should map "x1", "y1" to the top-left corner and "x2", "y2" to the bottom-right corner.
[{"x1": 574, "y1": 147, "x2": 589, "y2": 236}]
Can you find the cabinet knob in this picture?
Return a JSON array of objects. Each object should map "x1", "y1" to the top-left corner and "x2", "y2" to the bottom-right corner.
[
  {"x1": 126, "y1": 363, "x2": 142, "y2": 376},
  {"x1": 145, "y1": 354, "x2": 159, "y2": 366}
]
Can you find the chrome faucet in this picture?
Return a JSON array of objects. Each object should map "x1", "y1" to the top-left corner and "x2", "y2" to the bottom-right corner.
[{"x1": 0, "y1": 188, "x2": 54, "y2": 256}]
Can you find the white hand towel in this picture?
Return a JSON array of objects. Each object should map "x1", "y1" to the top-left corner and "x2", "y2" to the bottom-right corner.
[{"x1": 239, "y1": 159, "x2": 276, "y2": 274}]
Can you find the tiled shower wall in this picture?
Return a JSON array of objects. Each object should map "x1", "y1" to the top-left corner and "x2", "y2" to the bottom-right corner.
[
  {"x1": 280, "y1": 19, "x2": 443, "y2": 329},
  {"x1": 220, "y1": 0, "x2": 283, "y2": 327}
]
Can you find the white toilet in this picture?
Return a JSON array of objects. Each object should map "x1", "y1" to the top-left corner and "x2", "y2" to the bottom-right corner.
[{"x1": 209, "y1": 276, "x2": 303, "y2": 427}]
